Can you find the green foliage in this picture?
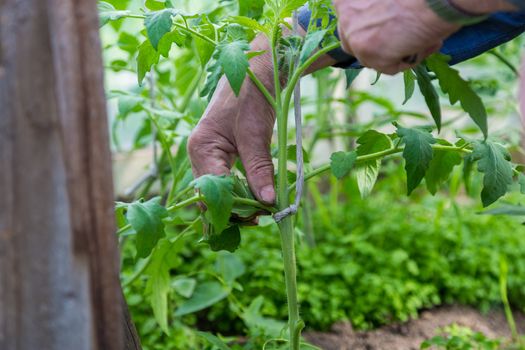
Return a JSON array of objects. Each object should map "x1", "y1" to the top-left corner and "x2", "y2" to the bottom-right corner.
[
  {"x1": 206, "y1": 224, "x2": 242, "y2": 253},
  {"x1": 330, "y1": 151, "x2": 357, "y2": 179},
  {"x1": 137, "y1": 40, "x2": 160, "y2": 85},
  {"x1": 425, "y1": 141, "x2": 463, "y2": 195},
  {"x1": 414, "y1": 65, "x2": 442, "y2": 130},
  {"x1": 354, "y1": 130, "x2": 392, "y2": 198},
  {"x1": 145, "y1": 10, "x2": 176, "y2": 49},
  {"x1": 127, "y1": 197, "x2": 168, "y2": 259},
  {"x1": 217, "y1": 40, "x2": 251, "y2": 96},
  {"x1": 98, "y1": 1, "x2": 130, "y2": 27},
  {"x1": 396, "y1": 125, "x2": 436, "y2": 195},
  {"x1": 175, "y1": 281, "x2": 231, "y2": 316},
  {"x1": 472, "y1": 141, "x2": 514, "y2": 207},
  {"x1": 192, "y1": 175, "x2": 234, "y2": 233},
  {"x1": 426, "y1": 54, "x2": 488, "y2": 139},
  {"x1": 403, "y1": 69, "x2": 416, "y2": 105},
  {"x1": 421, "y1": 324, "x2": 502, "y2": 350}
]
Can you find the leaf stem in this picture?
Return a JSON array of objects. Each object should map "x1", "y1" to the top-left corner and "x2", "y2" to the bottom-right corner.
[{"x1": 289, "y1": 144, "x2": 472, "y2": 191}]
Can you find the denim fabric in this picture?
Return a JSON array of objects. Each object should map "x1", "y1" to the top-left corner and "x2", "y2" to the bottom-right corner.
[{"x1": 297, "y1": 6, "x2": 525, "y2": 69}]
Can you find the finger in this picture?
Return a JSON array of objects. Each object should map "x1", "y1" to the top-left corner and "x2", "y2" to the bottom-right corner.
[
  {"x1": 187, "y1": 121, "x2": 236, "y2": 179},
  {"x1": 237, "y1": 128, "x2": 275, "y2": 205}
]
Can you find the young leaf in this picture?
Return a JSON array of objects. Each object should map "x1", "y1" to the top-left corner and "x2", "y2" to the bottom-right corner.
[
  {"x1": 355, "y1": 130, "x2": 392, "y2": 198},
  {"x1": 127, "y1": 197, "x2": 168, "y2": 259},
  {"x1": 200, "y1": 57, "x2": 223, "y2": 100},
  {"x1": 230, "y1": 16, "x2": 269, "y2": 35},
  {"x1": 145, "y1": 9, "x2": 174, "y2": 50},
  {"x1": 396, "y1": 125, "x2": 436, "y2": 195},
  {"x1": 137, "y1": 40, "x2": 160, "y2": 85},
  {"x1": 157, "y1": 28, "x2": 187, "y2": 57},
  {"x1": 426, "y1": 54, "x2": 488, "y2": 138},
  {"x1": 207, "y1": 225, "x2": 242, "y2": 253},
  {"x1": 194, "y1": 19, "x2": 216, "y2": 66},
  {"x1": 345, "y1": 69, "x2": 361, "y2": 89},
  {"x1": 472, "y1": 141, "x2": 513, "y2": 207},
  {"x1": 403, "y1": 70, "x2": 416, "y2": 105},
  {"x1": 371, "y1": 72, "x2": 382, "y2": 85},
  {"x1": 98, "y1": 1, "x2": 130, "y2": 27},
  {"x1": 145, "y1": 239, "x2": 181, "y2": 333},
  {"x1": 217, "y1": 40, "x2": 251, "y2": 96},
  {"x1": 330, "y1": 151, "x2": 357, "y2": 179},
  {"x1": 174, "y1": 281, "x2": 230, "y2": 316},
  {"x1": 300, "y1": 29, "x2": 327, "y2": 64},
  {"x1": 192, "y1": 175, "x2": 234, "y2": 233},
  {"x1": 414, "y1": 65, "x2": 442, "y2": 131},
  {"x1": 145, "y1": 0, "x2": 167, "y2": 10},
  {"x1": 425, "y1": 141, "x2": 462, "y2": 195},
  {"x1": 117, "y1": 32, "x2": 140, "y2": 54}
]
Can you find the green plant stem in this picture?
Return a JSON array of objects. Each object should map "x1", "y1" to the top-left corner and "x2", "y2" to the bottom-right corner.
[
  {"x1": 116, "y1": 195, "x2": 274, "y2": 235},
  {"x1": 489, "y1": 50, "x2": 519, "y2": 76},
  {"x1": 289, "y1": 144, "x2": 473, "y2": 191},
  {"x1": 247, "y1": 69, "x2": 276, "y2": 108},
  {"x1": 272, "y1": 25, "x2": 304, "y2": 348}
]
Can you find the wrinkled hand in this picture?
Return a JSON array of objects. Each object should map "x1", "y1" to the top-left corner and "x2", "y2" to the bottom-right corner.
[
  {"x1": 334, "y1": 0, "x2": 460, "y2": 74},
  {"x1": 188, "y1": 54, "x2": 277, "y2": 205}
]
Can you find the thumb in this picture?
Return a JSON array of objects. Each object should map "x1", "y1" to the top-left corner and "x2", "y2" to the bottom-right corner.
[{"x1": 238, "y1": 143, "x2": 275, "y2": 205}]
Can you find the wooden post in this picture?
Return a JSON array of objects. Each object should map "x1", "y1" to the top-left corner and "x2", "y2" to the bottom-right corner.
[{"x1": 0, "y1": 0, "x2": 140, "y2": 349}]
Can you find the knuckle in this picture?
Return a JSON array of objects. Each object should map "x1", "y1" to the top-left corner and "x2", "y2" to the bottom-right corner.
[{"x1": 245, "y1": 155, "x2": 274, "y2": 178}]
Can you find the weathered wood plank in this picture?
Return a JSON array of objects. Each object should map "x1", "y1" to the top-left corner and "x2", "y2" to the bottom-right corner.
[{"x1": 0, "y1": 0, "x2": 141, "y2": 348}]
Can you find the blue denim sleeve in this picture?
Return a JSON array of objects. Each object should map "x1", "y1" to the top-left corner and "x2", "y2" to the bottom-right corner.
[{"x1": 297, "y1": 6, "x2": 525, "y2": 69}]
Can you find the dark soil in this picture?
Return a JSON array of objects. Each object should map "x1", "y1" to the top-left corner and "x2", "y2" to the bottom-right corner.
[{"x1": 304, "y1": 305, "x2": 525, "y2": 350}]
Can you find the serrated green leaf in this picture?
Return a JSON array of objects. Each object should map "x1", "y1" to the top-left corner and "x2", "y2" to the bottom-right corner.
[
  {"x1": 157, "y1": 28, "x2": 187, "y2": 57},
  {"x1": 426, "y1": 54, "x2": 488, "y2": 138},
  {"x1": 117, "y1": 31, "x2": 140, "y2": 54},
  {"x1": 192, "y1": 175, "x2": 234, "y2": 233},
  {"x1": 127, "y1": 197, "x2": 168, "y2": 259},
  {"x1": 174, "y1": 281, "x2": 230, "y2": 316},
  {"x1": 144, "y1": 238, "x2": 181, "y2": 333},
  {"x1": 300, "y1": 29, "x2": 327, "y2": 64},
  {"x1": 197, "y1": 332, "x2": 232, "y2": 350},
  {"x1": 355, "y1": 130, "x2": 392, "y2": 198},
  {"x1": 217, "y1": 40, "x2": 250, "y2": 96},
  {"x1": 194, "y1": 19, "x2": 216, "y2": 66},
  {"x1": 230, "y1": 16, "x2": 269, "y2": 35},
  {"x1": 425, "y1": 141, "x2": 462, "y2": 195},
  {"x1": 137, "y1": 40, "x2": 160, "y2": 85},
  {"x1": 403, "y1": 70, "x2": 416, "y2": 105},
  {"x1": 414, "y1": 65, "x2": 442, "y2": 131},
  {"x1": 472, "y1": 141, "x2": 513, "y2": 207},
  {"x1": 200, "y1": 57, "x2": 223, "y2": 100},
  {"x1": 345, "y1": 69, "x2": 361, "y2": 89},
  {"x1": 207, "y1": 225, "x2": 241, "y2": 253},
  {"x1": 98, "y1": 1, "x2": 130, "y2": 27},
  {"x1": 371, "y1": 72, "x2": 382, "y2": 85},
  {"x1": 330, "y1": 151, "x2": 357, "y2": 179},
  {"x1": 172, "y1": 277, "x2": 197, "y2": 298},
  {"x1": 145, "y1": 10, "x2": 174, "y2": 50},
  {"x1": 396, "y1": 125, "x2": 436, "y2": 195}
]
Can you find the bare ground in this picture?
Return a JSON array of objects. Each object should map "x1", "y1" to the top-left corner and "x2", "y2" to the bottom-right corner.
[{"x1": 304, "y1": 305, "x2": 525, "y2": 350}]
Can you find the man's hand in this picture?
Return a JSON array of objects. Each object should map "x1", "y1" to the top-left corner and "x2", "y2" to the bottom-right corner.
[
  {"x1": 334, "y1": 0, "x2": 460, "y2": 74},
  {"x1": 188, "y1": 51, "x2": 277, "y2": 205}
]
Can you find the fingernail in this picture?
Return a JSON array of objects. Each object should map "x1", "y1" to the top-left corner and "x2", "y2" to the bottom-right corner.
[{"x1": 259, "y1": 185, "x2": 275, "y2": 204}]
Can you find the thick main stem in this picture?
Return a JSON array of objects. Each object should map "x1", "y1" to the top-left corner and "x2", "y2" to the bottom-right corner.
[{"x1": 276, "y1": 101, "x2": 302, "y2": 350}]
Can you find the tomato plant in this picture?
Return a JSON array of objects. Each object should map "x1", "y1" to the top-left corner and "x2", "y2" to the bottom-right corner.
[{"x1": 100, "y1": 0, "x2": 525, "y2": 348}]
